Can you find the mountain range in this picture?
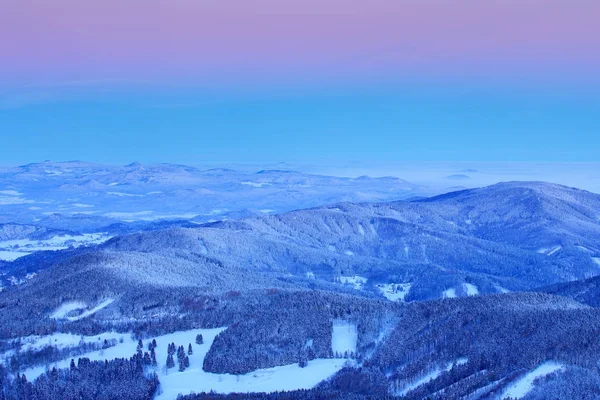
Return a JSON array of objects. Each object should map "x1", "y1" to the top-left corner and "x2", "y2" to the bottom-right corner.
[{"x1": 1, "y1": 174, "x2": 600, "y2": 399}]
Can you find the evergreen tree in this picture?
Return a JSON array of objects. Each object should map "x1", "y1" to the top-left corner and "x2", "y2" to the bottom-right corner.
[
  {"x1": 166, "y1": 354, "x2": 175, "y2": 369},
  {"x1": 151, "y1": 348, "x2": 157, "y2": 366},
  {"x1": 195, "y1": 334, "x2": 204, "y2": 345},
  {"x1": 188, "y1": 343, "x2": 193, "y2": 355}
]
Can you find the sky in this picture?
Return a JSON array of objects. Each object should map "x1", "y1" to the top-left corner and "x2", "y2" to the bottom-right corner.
[{"x1": 1, "y1": 0, "x2": 599, "y2": 165}]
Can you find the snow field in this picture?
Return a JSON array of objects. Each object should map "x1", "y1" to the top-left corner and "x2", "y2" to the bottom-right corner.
[
  {"x1": 19, "y1": 327, "x2": 350, "y2": 399},
  {"x1": 338, "y1": 276, "x2": 367, "y2": 290},
  {"x1": 464, "y1": 283, "x2": 479, "y2": 296},
  {"x1": 51, "y1": 299, "x2": 115, "y2": 321},
  {"x1": 376, "y1": 283, "x2": 412, "y2": 301},
  {"x1": 501, "y1": 362, "x2": 564, "y2": 399},
  {"x1": 0, "y1": 233, "x2": 112, "y2": 261},
  {"x1": 331, "y1": 320, "x2": 357, "y2": 356}
]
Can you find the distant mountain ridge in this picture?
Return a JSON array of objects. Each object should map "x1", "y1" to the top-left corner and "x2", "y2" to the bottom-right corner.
[
  {"x1": 3, "y1": 181, "x2": 599, "y2": 304},
  {"x1": 0, "y1": 161, "x2": 424, "y2": 235}
]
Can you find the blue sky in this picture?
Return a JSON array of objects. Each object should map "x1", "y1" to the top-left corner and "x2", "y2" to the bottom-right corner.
[{"x1": 1, "y1": 81, "x2": 599, "y2": 165}]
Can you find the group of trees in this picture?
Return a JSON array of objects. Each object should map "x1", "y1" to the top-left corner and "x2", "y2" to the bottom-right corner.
[
  {"x1": 166, "y1": 342, "x2": 191, "y2": 373},
  {"x1": 0, "y1": 356, "x2": 159, "y2": 400}
]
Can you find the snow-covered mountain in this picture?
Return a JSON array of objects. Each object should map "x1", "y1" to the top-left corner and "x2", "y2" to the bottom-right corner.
[
  {"x1": 0, "y1": 161, "x2": 421, "y2": 228},
  {"x1": 1, "y1": 180, "x2": 600, "y2": 399},
  {"x1": 3, "y1": 181, "x2": 600, "y2": 300}
]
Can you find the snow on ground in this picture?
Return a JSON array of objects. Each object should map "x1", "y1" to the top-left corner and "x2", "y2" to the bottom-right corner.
[
  {"x1": 537, "y1": 246, "x2": 562, "y2": 256},
  {"x1": 10, "y1": 331, "x2": 127, "y2": 363},
  {"x1": 577, "y1": 245, "x2": 594, "y2": 253},
  {"x1": 331, "y1": 320, "x2": 357, "y2": 356},
  {"x1": 495, "y1": 285, "x2": 510, "y2": 294},
  {"x1": 593, "y1": 257, "x2": 600, "y2": 267},
  {"x1": 338, "y1": 275, "x2": 367, "y2": 290},
  {"x1": 20, "y1": 327, "x2": 349, "y2": 399},
  {"x1": 157, "y1": 358, "x2": 350, "y2": 400},
  {"x1": 50, "y1": 301, "x2": 87, "y2": 319},
  {"x1": 396, "y1": 358, "x2": 468, "y2": 396},
  {"x1": 0, "y1": 233, "x2": 111, "y2": 261},
  {"x1": 443, "y1": 288, "x2": 457, "y2": 299},
  {"x1": 52, "y1": 299, "x2": 115, "y2": 321},
  {"x1": 358, "y1": 225, "x2": 365, "y2": 235},
  {"x1": 376, "y1": 283, "x2": 412, "y2": 301},
  {"x1": 344, "y1": 250, "x2": 355, "y2": 256},
  {"x1": 464, "y1": 283, "x2": 479, "y2": 296},
  {"x1": 0, "y1": 251, "x2": 31, "y2": 261},
  {"x1": 501, "y1": 362, "x2": 565, "y2": 400}
]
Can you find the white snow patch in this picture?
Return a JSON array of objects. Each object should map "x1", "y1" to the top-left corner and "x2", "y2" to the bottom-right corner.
[
  {"x1": 306, "y1": 271, "x2": 315, "y2": 279},
  {"x1": 376, "y1": 283, "x2": 412, "y2": 302},
  {"x1": 593, "y1": 258, "x2": 600, "y2": 267},
  {"x1": 547, "y1": 246, "x2": 562, "y2": 256},
  {"x1": 259, "y1": 209, "x2": 275, "y2": 214},
  {"x1": 443, "y1": 288, "x2": 457, "y2": 299},
  {"x1": 328, "y1": 245, "x2": 336, "y2": 252},
  {"x1": 537, "y1": 246, "x2": 562, "y2": 256},
  {"x1": 0, "y1": 233, "x2": 111, "y2": 258},
  {"x1": 358, "y1": 225, "x2": 365, "y2": 235},
  {"x1": 344, "y1": 250, "x2": 355, "y2": 256},
  {"x1": 577, "y1": 245, "x2": 594, "y2": 253},
  {"x1": 63, "y1": 299, "x2": 115, "y2": 321},
  {"x1": 71, "y1": 203, "x2": 94, "y2": 208},
  {"x1": 51, "y1": 299, "x2": 114, "y2": 321},
  {"x1": 331, "y1": 320, "x2": 357, "y2": 356},
  {"x1": 501, "y1": 362, "x2": 565, "y2": 400},
  {"x1": 157, "y1": 358, "x2": 349, "y2": 399},
  {"x1": 465, "y1": 219, "x2": 472, "y2": 225},
  {"x1": 338, "y1": 275, "x2": 367, "y2": 290},
  {"x1": 464, "y1": 283, "x2": 479, "y2": 296},
  {"x1": 50, "y1": 301, "x2": 87, "y2": 319},
  {"x1": 20, "y1": 328, "x2": 349, "y2": 399},
  {"x1": 495, "y1": 285, "x2": 510, "y2": 294}
]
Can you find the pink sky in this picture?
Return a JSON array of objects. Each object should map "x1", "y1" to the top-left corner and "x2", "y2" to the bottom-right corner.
[{"x1": 1, "y1": 0, "x2": 599, "y2": 86}]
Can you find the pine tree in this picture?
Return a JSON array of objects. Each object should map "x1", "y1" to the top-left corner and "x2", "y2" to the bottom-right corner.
[
  {"x1": 184, "y1": 355, "x2": 190, "y2": 368},
  {"x1": 195, "y1": 334, "x2": 204, "y2": 345},
  {"x1": 151, "y1": 349, "x2": 157, "y2": 366},
  {"x1": 166, "y1": 354, "x2": 175, "y2": 369},
  {"x1": 188, "y1": 343, "x2": 193, "y2": 355}
]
